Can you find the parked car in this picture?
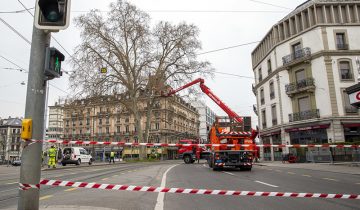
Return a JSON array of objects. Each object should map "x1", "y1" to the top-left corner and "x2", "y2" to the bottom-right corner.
[
  {"x1": 12, "y1": 159, "x2": 21, "y2": 166},
  {"x1": 61, "y1": 147, "x2": 93, "y2": 166}
]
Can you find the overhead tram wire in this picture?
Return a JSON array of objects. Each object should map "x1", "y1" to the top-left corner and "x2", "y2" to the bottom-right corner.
[
  {"x1": 248, "y1": 0, "x2": 292, "y2": 10},
  {"x1": 0, "y1": 7, "x2": 34, "y2": 14},
  {"x1": 71, "y1": 9, "x2": 288, "y2": 14}
]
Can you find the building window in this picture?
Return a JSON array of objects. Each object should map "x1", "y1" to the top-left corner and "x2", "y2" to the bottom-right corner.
[
  {"x1": 86, "y1": 118, "x2": 90, "y2": 125},
  {"x1": 106, "y1": 127, "x2": 110, "y2": 134},
  {"x1": 79, "y1": 119, "x2": 83, "y2": 126},
  {"x1": 99, "y1": 118, "x2": 102, "y2": 125},
  {"x1": 271, "y1": 105, "x2": 277, "y2": 126},
  {"x1": 117, "y1": 126, "x2": 120, "y2": 133},
  {"x1": 260, "y1": 89, "x2": 265, "y2": 105},
  {"x1": 126, "y1": 125, "x2": 129, "y2": 133},
  {"x1": 269, "y1": 81, "x2": 275, "y2": 99},
  {"x1": 267, "y1": 59, "x2": 272, "y2": 74},
  {"x1": 339, "y1": 61, "x2": 353, "y2": 80},
  {"x1": 116, "y1": 116, "x2": 120, "y2": 123},
  {"x1": 66, "y1": 120, "x2": 69, "y2": 127},
  {"x1": 258, "y1": 68, "x2": 262, "y2": 82},
  {"x1": 292, "y1": 42, "x2": 302, "y2": 58},
  {"x1": 261, "y1": 109, "x2": 266, "y2": 129},
  {"x1": 155, "y1": 123, "x2": 160, "y2": 130},
  {"x1": 298, "y1": 96, "x2": 311, "y2": 112},
  {"x1": 343, "y1": 90, "x2": 358, "y2": 114},
  {"x1": 336, "y1": 33, "x2": 347, "y2": 50},
  {"x1": 295, "y1": 69, "x2": 306, "y2": 83},
  {"x1": 106, "y1": 117, "x2": 109, "y2": 124}
]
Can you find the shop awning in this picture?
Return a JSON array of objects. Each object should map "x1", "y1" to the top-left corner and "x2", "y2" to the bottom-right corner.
[
  {"x1": 260, "y1": 130, "x2": 281, "y2": 137},
  {"x1": 285, "y1": 124, "x2": 330, "y2": 133},
  {"x1": 342, "y1": 123, "x2": 360, "y2": 128}
]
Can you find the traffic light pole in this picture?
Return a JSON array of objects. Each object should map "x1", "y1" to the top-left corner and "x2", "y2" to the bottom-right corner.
[{"x1": 18, "y1": 25, "x2": 50, "y2": 210}]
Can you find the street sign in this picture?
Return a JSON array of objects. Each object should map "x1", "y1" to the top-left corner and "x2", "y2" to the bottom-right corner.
[
  {"x1": 349, "y1": 90, "x2": 360, "y2": 104},
  {"x1": 100, "y1": 67, "x2": 107, "y2": 74}
]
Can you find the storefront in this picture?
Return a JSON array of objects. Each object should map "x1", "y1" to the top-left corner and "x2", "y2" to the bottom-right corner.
[
  {"x1": 343, "y1": 123, "x2": 360, "y2": 143},
  {"x1": 260, "y1": 131, "x2": 281, "y2": 161},
  {"x1": 286, "y1": 124, "x2": 329, "y2": 162}
]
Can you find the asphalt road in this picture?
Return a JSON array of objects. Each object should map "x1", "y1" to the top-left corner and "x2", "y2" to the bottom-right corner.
[{"x1": 0, "y1": 161, "x2": 359, "y2": 210}]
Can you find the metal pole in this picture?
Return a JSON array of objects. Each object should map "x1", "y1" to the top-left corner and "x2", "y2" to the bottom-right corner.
[{"x1": 18, "y1": 25, "x2": 50, "y2": 210}]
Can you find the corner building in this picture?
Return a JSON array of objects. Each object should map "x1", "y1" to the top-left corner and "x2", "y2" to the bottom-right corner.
[{"x1": 251, "y1": 0, "x2": 360, "y2": 161}]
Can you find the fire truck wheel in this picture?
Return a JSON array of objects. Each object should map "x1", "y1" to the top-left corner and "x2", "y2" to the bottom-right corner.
[{"x1": 184, "y1": 155, "x2": 192, "y2": 164}]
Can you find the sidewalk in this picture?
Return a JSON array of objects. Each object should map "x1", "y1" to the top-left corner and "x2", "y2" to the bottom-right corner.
[{"x1": 255, "y1": 161, "x2": 360, "y2": 175}]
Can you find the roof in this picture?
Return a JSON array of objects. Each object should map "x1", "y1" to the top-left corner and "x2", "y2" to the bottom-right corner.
[{"x1": 0, "y1": 117, "x2": 22, "y2": 127}]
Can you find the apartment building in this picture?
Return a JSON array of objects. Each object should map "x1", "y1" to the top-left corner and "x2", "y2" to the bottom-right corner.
[
  {"x1": 0, "y1": 117, "x2": 22, "y2": 162},
  {"x1": 191, "y1": 100, "x2": 217, "y2": 143},
  {"x1": 61, "y1": 93, "x2": 199, "y2": 159},
  {"x1": 252, "y1": 0, "x2": 360, "y2": 161}
]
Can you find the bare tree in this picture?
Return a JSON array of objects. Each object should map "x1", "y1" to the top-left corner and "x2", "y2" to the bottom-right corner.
[{"x1": 70, "y1": 0, "x2": 212, "y2": 159}]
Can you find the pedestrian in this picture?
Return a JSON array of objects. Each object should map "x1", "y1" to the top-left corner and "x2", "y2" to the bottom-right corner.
[
  {"x1": 109, "y1": 151, "x2": 115, "y2": 164},
  {"x1": 48, "y1": 145, "x2": 57, "y2": 168}
]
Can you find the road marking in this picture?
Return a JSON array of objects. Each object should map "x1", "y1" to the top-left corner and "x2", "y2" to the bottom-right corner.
[
  {"x1": 356, "y1": 183, "x2": 360, "y2": 185},
  {"x1": 287, "y1": 172, "x2": 296, "y2": 175},
  {"x1": 302, "y1": 174, "x2": 312, "y2": 177},
  {"x1": 6, "y1": 182, "x2": 18, "y2": 185},
  {"x1": 223, "y1": 172, "x2": 236, "y2": 176},
  {"x1": 112, "y1": 175, "x2": 119, "y2": 177},
  {"x1": 255, "y1": 181, "x2": 279, "y2": 188},
  {"x1": 64, "y1": 188, "x2": 77, "y2": 192},
  {"x1": 323, "y1": 178, "x2": 338, "y2": 182},
  {"x1": 128, "y1": 170, "x2": 133, "y2": 173},
  {"x1": 40, "y1": 195, "x2": 53, "y2": 200},
  {"x1": 154, "y1": 164, "x2": 178, "y2": 210},
  {"x1": 275, "y1": 170, "x2": 282, "y2": 172},
  {"x1": 121, "y1": 173, "x2": 125, "y2": 175},
  {"x1": 102, "y1": 178, "x2": 109, "y2": 181}
]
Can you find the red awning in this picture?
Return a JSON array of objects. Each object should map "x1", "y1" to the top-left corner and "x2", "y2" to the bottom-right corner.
[
  {"x1": 285, "y1": 124, "x2": 330, "y2": 133},
  {"x1": 260, "y1": 131, "x2": 281, "y2": 137},
  {"x1": 342, "y1": 123, "x2": 360, "y2": 128}
]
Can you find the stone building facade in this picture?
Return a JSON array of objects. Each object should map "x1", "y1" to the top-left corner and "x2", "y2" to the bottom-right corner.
[{"x1": 251, "y1": 0, "x2": 360, "y2": 161}]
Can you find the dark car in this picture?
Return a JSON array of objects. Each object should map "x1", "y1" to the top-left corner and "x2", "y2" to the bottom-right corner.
[{"x1": 12, "y1": 159, "x2": 21, "y2": 166}]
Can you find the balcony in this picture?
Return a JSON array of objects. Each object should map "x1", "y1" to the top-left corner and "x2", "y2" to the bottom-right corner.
[
  {"x1": 252, "y1": 84, "x2": 256, "y2": 95},
  {"x1": 285, "y1": 78, "x2": 315, "y2": 97},
  {"x1": 253, "y1": 105, "x2": 258, "y2": 116},
  {"x1": 337, "y1": 43, "x2": 349, "y2": 50},
  {"x1": 282, "y1": 47, "x2": 311, "y2": 67},
  {"x1": 345, "y1": 106, "x2": 358, "y2": 114},
  {"x1": 289, "y1": 109, "x2": 320, "y2": 122}
]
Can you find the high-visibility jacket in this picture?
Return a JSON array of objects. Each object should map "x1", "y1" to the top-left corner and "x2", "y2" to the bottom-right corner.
[
  {"x1": 48, "y1": 148, "x2": 57, "y2": 158},
  {"x1": 110, "y1": 152, "x2": 115, "y2": 158}
]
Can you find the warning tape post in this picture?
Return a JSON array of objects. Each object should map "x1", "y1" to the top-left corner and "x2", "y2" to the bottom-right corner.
[{"x1": 19, "y1": 179, "x2": 360, "y2": 200}]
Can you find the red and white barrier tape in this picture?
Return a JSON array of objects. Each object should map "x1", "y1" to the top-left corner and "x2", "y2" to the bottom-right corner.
[
  {"x1": 19, "y1": 183, "x2": 40, "y2": 191},
  {"x1": 19, "y1": 179, "x2": 360, "y2": 200},
  {"x1": 32, "y1": 139, "x2": 360, "y2": 148}
]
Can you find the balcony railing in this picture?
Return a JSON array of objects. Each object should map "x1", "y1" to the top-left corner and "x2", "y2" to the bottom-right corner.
[
  {"x1": 337, "y1": 43, "x2": 349, "y2": 50},
  {"x1": 285, "y1": 77, "x2": 315, "y2": 96},
  {"x1": 252, "y1": 84, "x2": 256, "y2": 95},
  {"x1": 345, "y1": 106, "x2": 358, "y2": 114},
  {"x1": 289, "y1": 109, "x2": 320, "y2": 122},
  {"x1": 253, "y1": 105, "x2": 258, "y2": 115},
  {"x1": 282, "y1": 47, "x2": 311, "y2": 66}
]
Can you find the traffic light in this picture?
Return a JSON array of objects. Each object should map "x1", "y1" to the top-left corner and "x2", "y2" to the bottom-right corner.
[
  {"x1": 34, "y1": 0, "x2": 71, "y2": 31},
  {"x1": 44, "y1": 47, "x2": 64, "y2": 80}
]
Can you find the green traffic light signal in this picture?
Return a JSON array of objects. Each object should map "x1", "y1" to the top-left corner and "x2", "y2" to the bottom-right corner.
[{"x1": 44, "y1": 47, "x2": 65, "y2": 80}]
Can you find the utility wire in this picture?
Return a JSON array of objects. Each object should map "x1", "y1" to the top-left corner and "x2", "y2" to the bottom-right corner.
[
  {"x1": 0, "y1": 7, "x2": 34, "y2": 14},
  {"x1": 197, "y1": 41, "x2": 260, "y2": 55},
  {"x1": 72, "y1": 10, "x2": 288, "y2": 13},
  {"x1": 213, "y1": 71, "x2": 254, "y2": 79},
  {"x1": 0, "y1": 17, "x2": 31, "y2": 45},
  {"x1": 248, "y1": 0, "x2": 292, "y2": 10},
  {"x1": 0, "y1": 54, "x2": 70, "y2": 95}
]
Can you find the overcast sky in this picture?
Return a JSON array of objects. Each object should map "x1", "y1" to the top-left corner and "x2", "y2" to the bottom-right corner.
[{"x1": 0, "y1": 0, "x2": 305, "y2": 127}]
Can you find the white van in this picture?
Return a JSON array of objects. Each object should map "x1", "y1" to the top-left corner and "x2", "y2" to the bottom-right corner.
[{"x1": 61, "y1": 147, "x2": 93, "y2": 166}]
